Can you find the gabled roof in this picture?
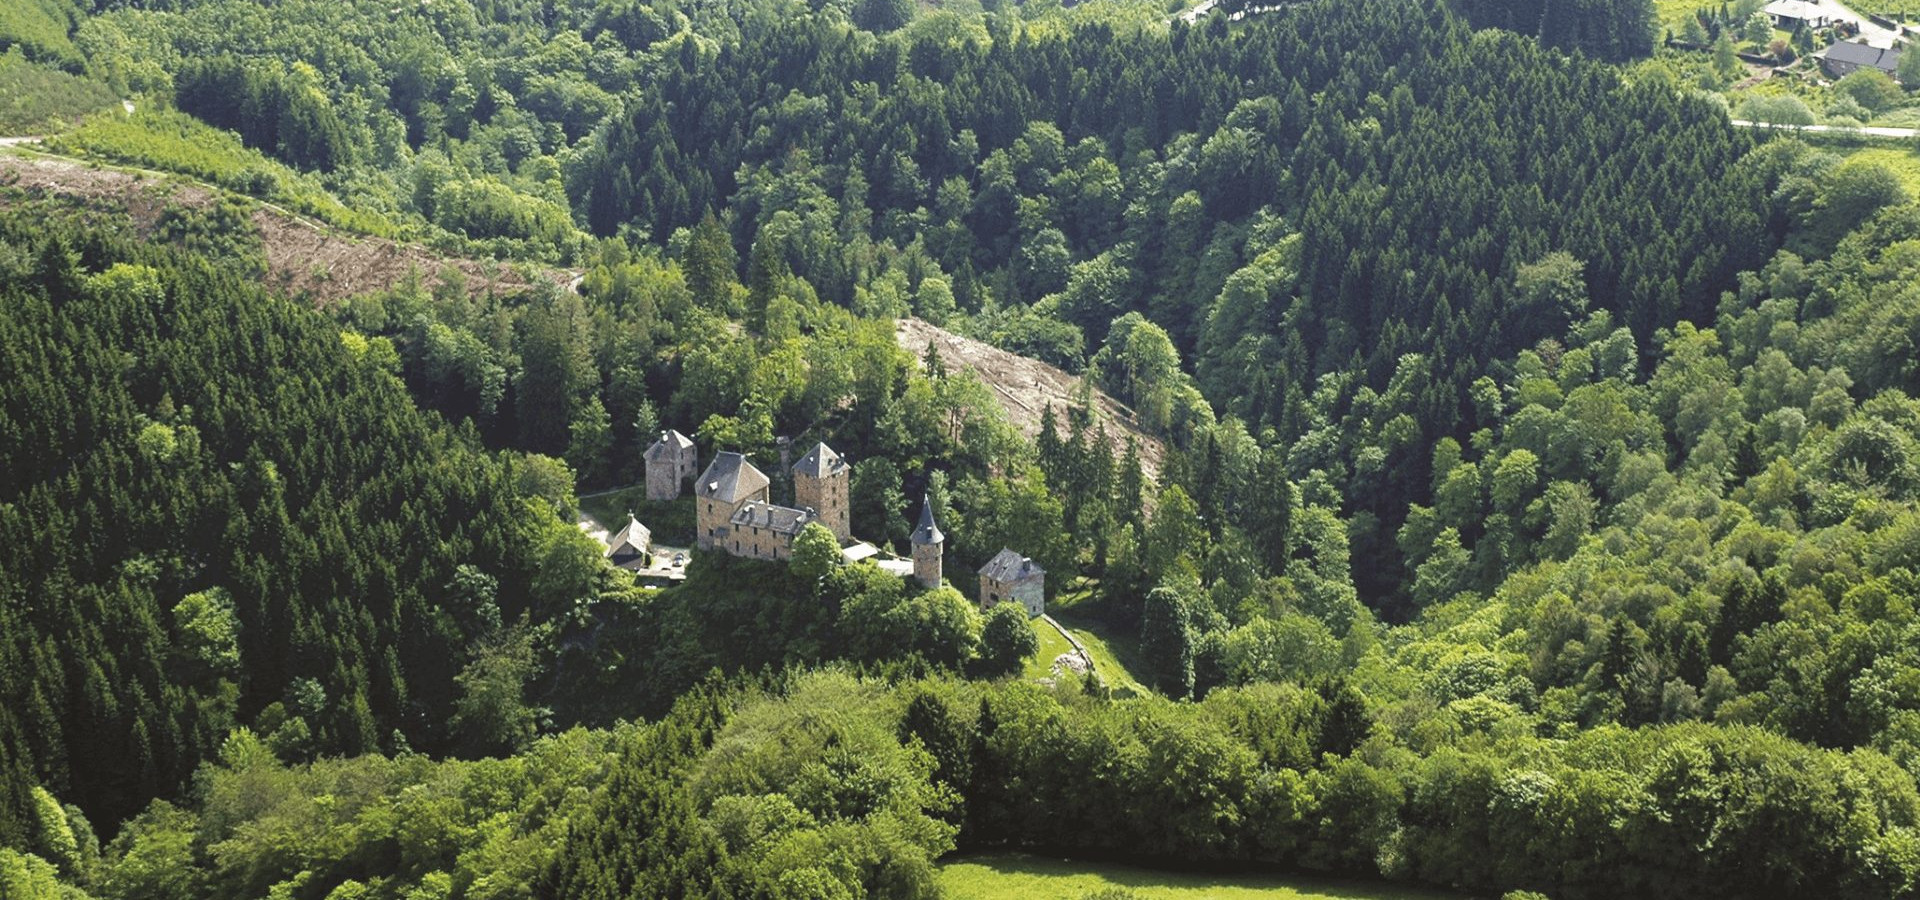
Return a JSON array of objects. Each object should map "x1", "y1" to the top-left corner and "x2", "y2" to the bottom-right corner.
[
  {"x1": 1820, "y1": 40, "x2": 1901, "y2": 71},
  {"x1": 645, "y1": 429, "x2": 696, "y2": 461},
  {"x1": 608, "y1": 516, "x2": 650, "y2": 556},
  {"x1": 696, "y1": 452, "x2": 770, "y2": 504},
  {"x1": 1764, "y1": 0, "x2": 1827, "y2": 20},
  {"x1": 980, "y1": 548, "x2": 1043, "y2": 581},
  {"x1": 911, "y1": 495, "x2": 944, "y2": 545},
  {"x1": 792, "y1": 441, "x2": 847, "y2": 478},
  {"x1": 729, "y1": 502, "x2": 814, "y2": 536}
]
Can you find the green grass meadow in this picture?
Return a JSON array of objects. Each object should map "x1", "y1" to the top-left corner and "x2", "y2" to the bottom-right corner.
[
  {"x1": 1023, "y1": 616, "x2": 1080, "y2": 680},
  {"x1": 938, "y1": 853, "x2": 1463, "y2": 900}
]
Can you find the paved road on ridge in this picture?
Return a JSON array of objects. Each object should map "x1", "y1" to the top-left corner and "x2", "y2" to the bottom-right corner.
[{"x1": 1730, "y1": 119, "x2": 1920, "y2": 138}]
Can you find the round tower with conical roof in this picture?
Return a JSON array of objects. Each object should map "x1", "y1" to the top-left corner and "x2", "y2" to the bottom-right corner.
[{"x1": 910, "y1": 495, "x2": 944, "y2": 589}]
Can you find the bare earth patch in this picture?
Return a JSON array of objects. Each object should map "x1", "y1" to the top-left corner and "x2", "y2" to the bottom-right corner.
[
  {"x1": 0, "y1": 150, "x2": 569, "y2": 305},
  {"x1": 896, "y1": 316, "x2": 1166, "y2": 480}
]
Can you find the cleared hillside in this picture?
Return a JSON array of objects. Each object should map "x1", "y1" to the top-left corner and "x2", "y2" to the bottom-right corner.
[
  {"x1": 0, "y1": 148, "x2": 567, "y2": 303},
  {"x1": 897, "y1": 316, "x2": 1166, "y2": 480}
]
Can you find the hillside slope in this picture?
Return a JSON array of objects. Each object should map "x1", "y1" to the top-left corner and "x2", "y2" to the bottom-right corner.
[
  {"x1": 897, "y1": 316, "x2": 1167, "y2": 479},
  {"x1": 0, "y1": 149, "x2": 569, "y2": 303}
]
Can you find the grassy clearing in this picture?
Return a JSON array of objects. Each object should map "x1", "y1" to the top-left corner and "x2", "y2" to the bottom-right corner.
[
  {"x1": 1839, "y1": 145, "x2": 1920, "y2": 195},
  {"x1": 938, "y1": 852, "x2": 1459, "y2": 900},
  {"x1": 1043, "y1": 592, "x2": 1152, "y2": 696},
  {"x1": 1023, "y1": 616, "x2": 1078, "y2": 680},
  {"x1": 1653, "y1": 0, "x2": 1722, "y2": 34}
]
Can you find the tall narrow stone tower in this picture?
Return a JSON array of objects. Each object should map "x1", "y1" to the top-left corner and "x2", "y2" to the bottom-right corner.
[
  {"x1": 792, "y1": 442, "x2": 850, "y2": 541},
  {"x1": 910, "y1": 495, "x2": 944, "y2": 590}
]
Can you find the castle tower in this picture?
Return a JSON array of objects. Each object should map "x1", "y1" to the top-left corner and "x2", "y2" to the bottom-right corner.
[
  {"x1": 693, "y1": 452, "x2": 771, "y2": 551},
  {"x1": 644, "y1": 429, "x2": 699, "y2": 501},
  {"x1": 910, "y1": 495, "x2": 944, "y2": 590},
  {"x1": 792, "y1": 442, "x2": 850, "y2": 542}
]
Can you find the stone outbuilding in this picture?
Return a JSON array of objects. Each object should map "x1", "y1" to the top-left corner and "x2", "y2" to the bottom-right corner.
[
  {"x1": 910, "y1": 495, "x2": 944, "y2": 589},
  {"x1": 979, "y1": 548, "x2": 1044, "y2": 617},
  {"x1": 793, "y1": 441, "x2": 851, "y2": 541},
  {"x1": 607, "y1": 516, "x2": 651, "y2": 570},
  {"x1": 695, "y1": 452, "x2": 772, "y2": 551},
  {"x1": 644, "y1": 429, "x2": 699, "y2": 501}
]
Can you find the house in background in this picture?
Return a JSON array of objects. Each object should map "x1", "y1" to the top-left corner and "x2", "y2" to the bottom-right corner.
[
  {"x1": 1766, "y1": 0, "x2": 1833, "y2": 30},
  {"x1": 644, "y1": 429, "x2": 699, "y2": 501},
  {"x1": 1816, "y1": 40, "x2": 1903, "y2": 79},
  {"x1": 607, "y1": 516, "x2": 651, "y2": 569},
  {"x1": 979, "y1": 549, "x2": 1045, "y2": 617}
]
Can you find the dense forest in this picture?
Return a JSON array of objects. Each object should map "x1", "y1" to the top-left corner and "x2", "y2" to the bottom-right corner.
[{"x1": 8, "y1": 0, "x2": 1920, "y2": 895}]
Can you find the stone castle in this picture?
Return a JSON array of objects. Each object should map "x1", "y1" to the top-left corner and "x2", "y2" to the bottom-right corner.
[{"x1": 644, "y1": 432, "x2": 1040, "y2": 612}]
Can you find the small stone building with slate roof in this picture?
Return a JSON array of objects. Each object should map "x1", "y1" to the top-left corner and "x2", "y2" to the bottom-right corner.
[
  {"x1": 645, "y1": 429, "x2": 699, "y2": 501},
  {"x1": 979, "y1": 548, "x2": 1044, "y2": 617},
  {"x1": 695, "y1": 451, "x2": 772, "y2": 551},
  {"x1": 792, "y1": 441, "x2": 851, "y2": 541},
  {"x1": 607, "y1": 516, "x2": 651, "y2": 569},
  {"x1": 910, "y1": 496, "x2": 944, "y2": 589},
  {"x1": 1817, "y1": 40, "x2": 1902, "y2": 79}
]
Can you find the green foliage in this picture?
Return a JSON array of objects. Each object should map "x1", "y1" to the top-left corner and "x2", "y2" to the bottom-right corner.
[
  {"x1": 0, "y1": 0, "x2": 82, "y2": 71},
  {"x1": 0, "y1": 211, "x2": 594, "y2": 838},
  {"x1": 0, "y1": 847, "x2": 86, "y2": 900},
  {"x1": 790, "y1": 522, "x2": 845, "y2": 585},
  {"x1": 47, "y1": 109, "x2": 397, "y2": 236},
  {"x1": 0, "y1": 51, "x2": 115, "y2": 135},
  {"x1": 855, "y1": 0, "x2": 916, "y2": 33},
  {"x1": 1453, "y1": 0, "x2": 1655, "y2": 60},
  {"x1": 1835, "y1": 70, "x2": 1905, "y2": 114},
  {"x1": 978, "y1": 603, "x2": 1041, "y2": 678},
  {"x1": 22, "y1": 0, "x2": 1920, "y2": 897},
  {"x1": 452, "y1": 626, "x2": 544, "y2": 756}
]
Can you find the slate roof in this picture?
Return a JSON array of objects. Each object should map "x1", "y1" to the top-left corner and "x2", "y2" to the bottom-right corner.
[
  {"x1": 792, "y1": 441, "x2": 847, "y2": 478},
  {"x1": 608, "y1": 516, "x2": 650, "y2": 556},
  {"x1": 696, "y1": 452, "x2": 771, "y2": 503},
  {"x1": 645, "y1": 429, "x2": 696, "y2": 462},
  {"x1": 729, "y1": 502, "x2": 814, "y2": 536},
  {"x1": 1820, "y1": 40, "x2": 1901, "y2": 72},
  {"x1": 979, "y1": 548, "x2": 1043, "y2": 581},
  {"x1": 911, "y1": 495, "x2": 944, "y2": 545}
]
